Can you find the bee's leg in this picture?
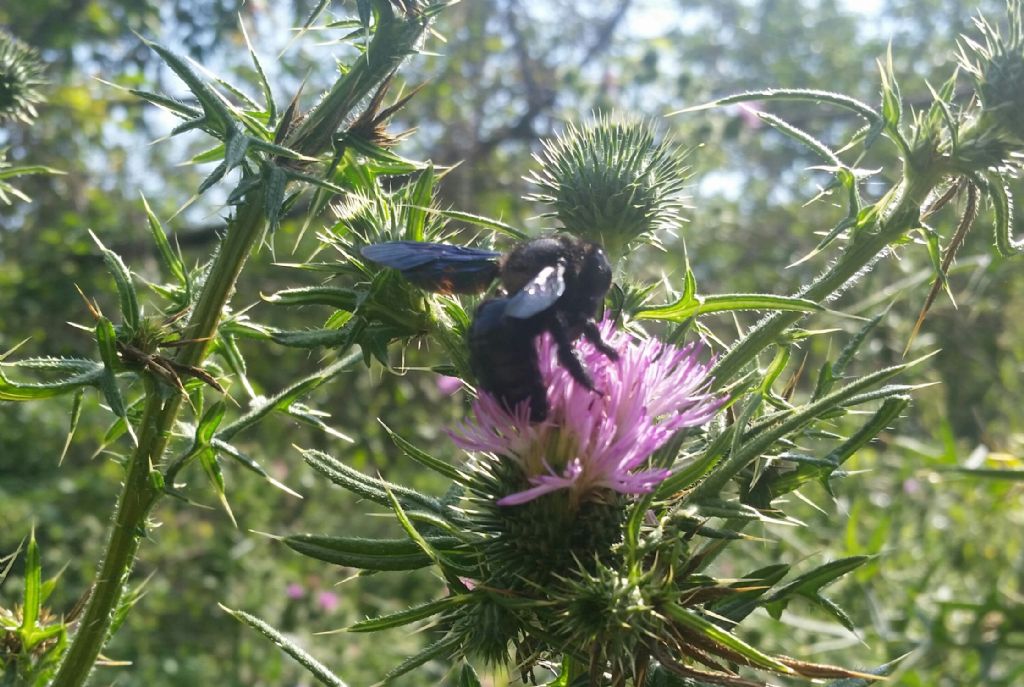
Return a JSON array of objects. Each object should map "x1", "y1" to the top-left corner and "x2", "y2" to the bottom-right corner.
[
  {"x1": 583, "y1": 320, "x2": 619, "y2": 360},
  {"x1": 526, "y1": 384, "x2": 548, "y2": 423},
  {"x1": 551, "y1": 314, "x2": 598, "y2": 392}
]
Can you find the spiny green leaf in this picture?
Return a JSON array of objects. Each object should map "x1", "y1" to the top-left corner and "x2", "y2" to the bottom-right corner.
[
  {"x1": 284, "y1": 533, "x2": 462, "y2": 571},
  {"x1": 382, "y1": 482, "x2": 450, "y2": 571},
  {"x1": 271, "y1": 324, "x2": 366, "y2": 350},
  {"x1": 761, "y1": 347, "x2": 791, "y2": 396},
  {"x1": 19, "y1": 529, "x2": 41, "y2": 635},
  {"x1": 457, "y1": 663, "x2": 483, "y2": 687},
  {"x1": 379, "y1": 634, "x2": 461, "y2": 684},
  {"x1": 671, "y1": 88, "x2": 879, "y2": 123},
  {"x1": 199, "y1": 447, "x2": 236, "y2": 527},
  {"x1": 145, "y1": 40, "x2": 231, "y2": 134},
  {"x1": 636, "y1": 293, "x2": 821, "y2": 322},
  {"x1": 222, "y1": 605, "x2": 349, "y2": 687},
  {"x1": 95, "y1": 317, "x2": 128, "y2": 422},
  {"x1": 141, "y1": 193, "x2": 188, "y2": 289},
  {"x1": 196, "y1": 400, "x2": 226, "y2": 445},
  {"x1": 262, "y1": 286, "x2": 362, "y2": 310},
  {"x1": 216, "y1": 351, "x2": 361, "y2": 442},
  {"x1": 433, "y1": 209, "x2": 529, "y2": 240},
  {"x1": 301, "y1": 448, "x2": 447, "y2": 516},
  {"x1": 764, "y1": 556, "x2": 869, "y2": 612},
  {"x1": 662, "y1": 601, "x2": 794, "y2": 674},
  {"x1": 706, "y1": 564, "x2": 791, "y2": 628},
  {"x1": 378, "y1": 421, "x2": 467, "y2": 483},
  {"x1": 57, "y1": 389, "x2": 85, "y2": 466},
  {"x1": 767, "y1": 396, "x2": 909, "y2": 497},
  {"x1": 755, "y1": 110, "x2": 842, "y2": 165},
  {"x1": 689, "y1": 358, "x2": 923, "y2": 502},
  {"x1": 406, "y1": 165, "x2": 434, "y2": 241},
  {"x1": 128, "y1": 87, "x2": 201, "y2": 120},
  {"x1": 988, "y1": 173, "x2": 1023, "y2": 257},
  {"x1": 655, "y1": 424, "x2": 736, "y2": 497},
  {"x1": 878, "y1": 45, "x2": 903, "y2": 131},
  {"x1": 211, "y1": 439, "x2": 301, "y2": 498},
  {"x1": 285, "y1": 404, "x2": 355, "y2": 444},
  {"x1": 814, "y1": 308, "x2": 889, "y2": 400},
  {"x1": 348, "y1": 596, "x2": 469, "y2": 632},
  {"x1": 89, "y1": 230, "x2": 140, "y2": 331},
  {"x1": 241, "y1": 20, "x2": 274, "y2": 123}
]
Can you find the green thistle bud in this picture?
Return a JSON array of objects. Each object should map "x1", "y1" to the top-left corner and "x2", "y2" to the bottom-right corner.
[
  {"x1": 1, "y1": 604, "x2": 66, "y2": 668},
  {"x1": 447, "y1": 593, "x2": 522, "y2": 665},
  {"x1": 548, "y1": 561, "x2": 648, "y2": 675},
  {"x1": 525, "y1": 114, "x2": 689, "y2": 260},
  {"x1": 955, "y1": 1, "x2": 1024, "y2": 168},
  {"x1": 0, "y1": 31, "x2": 45, "y2": 125}
]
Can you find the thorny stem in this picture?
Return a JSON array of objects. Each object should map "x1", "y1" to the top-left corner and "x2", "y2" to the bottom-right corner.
[
  {"x1": 51, "y1": 6, "x2": 440, "y2": 680},
  {"x1": 51, "y1": 198, "x2": 267, "y2": 687},
  {"x1": 709, "y1": 169, "x2": 942, "y2": 387},
  {"x1": 686, "y1": 168, "x2": 944, "y2": 559}
]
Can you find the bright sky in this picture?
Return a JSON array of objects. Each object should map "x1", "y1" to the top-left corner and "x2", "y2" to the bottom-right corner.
[{"x1": 628, "y1": 0, "x2": 885, "y2": 37}]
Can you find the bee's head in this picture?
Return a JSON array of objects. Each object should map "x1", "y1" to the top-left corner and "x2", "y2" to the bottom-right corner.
[{"x1": 500, "y1": 237, "x2": 566, "y2": 294}]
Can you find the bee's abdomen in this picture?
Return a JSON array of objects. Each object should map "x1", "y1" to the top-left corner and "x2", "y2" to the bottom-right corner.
[{"x1": 469, "y1": 299, "x2": 547, "y2": 422}]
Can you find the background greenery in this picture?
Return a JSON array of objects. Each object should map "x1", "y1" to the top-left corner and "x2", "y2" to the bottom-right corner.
[{"x1": 1, "y1": 0, "x2": 1022, "y2": 685}]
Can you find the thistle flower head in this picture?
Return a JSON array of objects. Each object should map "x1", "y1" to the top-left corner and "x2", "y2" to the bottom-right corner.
[
  {"x1": 960, "y1": 2, "x2": 1024, "y2": 134},
  {"x1": 954, "y1": 1, "x2": 1024, "y2": 169},
  {"x1": 524, "y1": 115, "x2": 689, "y2": 260},
  {"x1": 452, "y1": 319, "x2": 724, "y2": 510},
  {"x1": 0, "y1": 31, "x2": 45, "y2": 125}
]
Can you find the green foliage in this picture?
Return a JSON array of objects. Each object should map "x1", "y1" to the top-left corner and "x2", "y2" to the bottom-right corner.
[
  {"x1": 0, "y1": 531, "x2": 69, "y2": 686},
  {"x1": 3, "y1": 0, "x2": 1024, "y2": 686}
]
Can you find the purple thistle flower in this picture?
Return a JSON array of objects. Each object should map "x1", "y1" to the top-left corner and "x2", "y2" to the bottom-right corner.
[
  {"x1": 450, "y1": 319, "x2": 726, "y2": 506},
  {"x1": 436, "y1": 374, "x2": 464, "y2": 396}
]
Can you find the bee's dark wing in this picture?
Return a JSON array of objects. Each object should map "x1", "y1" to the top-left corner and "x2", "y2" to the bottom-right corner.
[
  {"x1": 360, "y1": 241, "x2": 501, "y2": 294},
  {"x1": 504, "y1": 262, "x2": 566, "y2": 319}
]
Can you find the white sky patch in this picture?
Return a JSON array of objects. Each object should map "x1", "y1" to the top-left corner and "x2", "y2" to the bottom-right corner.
[{"x1": 628, "y1": 0, "x2": 885, "y2": 34}]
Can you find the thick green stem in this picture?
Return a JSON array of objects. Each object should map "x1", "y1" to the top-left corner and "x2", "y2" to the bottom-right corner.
[{"x1": 51, "y1": 198, "x2": 266, "y2": 687}]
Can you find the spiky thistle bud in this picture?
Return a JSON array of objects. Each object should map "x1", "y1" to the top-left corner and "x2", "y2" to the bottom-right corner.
[
  {"x1": 955, "y1": 1, "x2": 1024, "y2": 169},
  {"x1": 0, "y1": 31, "x2": 45, "y2": 125},
  {"x1": 524, "y1": 115, "x2": 689, "y2": 260},
  {"x1": 1, "y1": 603, "x2": 67, "y2": 678}
]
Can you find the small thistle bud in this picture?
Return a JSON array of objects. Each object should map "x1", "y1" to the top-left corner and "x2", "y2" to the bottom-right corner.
[
  {"x1": 447, "y1": 594, "x2": 522, "y2": 665},
  {"x1": 955, "y1": 1, "x2": 1024, "y2": 168},
  {"x1": 1, "y1": 604, "x2": 66, "y2": 670},
  {"x1": 525, "y1": 115, "x2": 689, "y2": 260},
  {"x1": 0, "y1": 31, "x2": 45, "y2": 125}
]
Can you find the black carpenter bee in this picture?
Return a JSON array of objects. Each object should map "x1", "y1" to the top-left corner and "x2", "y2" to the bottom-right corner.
[{"x1": 361, "y1": 235, "x2": 618, "y2": 421}]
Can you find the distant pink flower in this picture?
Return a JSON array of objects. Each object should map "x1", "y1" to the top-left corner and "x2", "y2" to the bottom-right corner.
[
  {"x1": 450, "y1": 319, "x2": 725, "y2": 506},
  {"x1": 317, "y1": 590, "x2": 340, "y2": 613},
  {"x1": 286, "y1": 583, "x2": 305, "y2": 600},
  {"x1": 738, "y1": 103, "x2": 764, "y2": 129},
  {"x1": 437, "y1": 375, "x2": 463, "y2": 396}
]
